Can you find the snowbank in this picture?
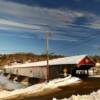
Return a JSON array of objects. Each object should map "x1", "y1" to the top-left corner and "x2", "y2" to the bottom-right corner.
[
  {"x1": 53, "y1": 89, "x2": 100, "y2": 100},
  {"x1": 0, "y1": 75, "x2": 80, "y2": 99},
  {"x1": 45, "y1": 75, "x2": 80, "y2": 88},
  {"x1": 89, "y1": 75, "x2": 100, "y2": 78}
]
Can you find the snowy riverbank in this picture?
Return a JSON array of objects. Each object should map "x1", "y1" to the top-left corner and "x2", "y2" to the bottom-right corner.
[
  {"x1": 0, "y1": 75, "x2": 80, "y2": 99},
  {"x1": 53, "y1": 89, "x2": 100, "y2": 100},
  {"x1": 53, "y1": 75, "x2": 100, "y2": 100}
]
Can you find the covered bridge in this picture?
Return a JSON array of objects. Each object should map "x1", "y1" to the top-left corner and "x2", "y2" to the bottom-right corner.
[{"x1": 4, "y1": 55, "x2": 95, "y2": 81}]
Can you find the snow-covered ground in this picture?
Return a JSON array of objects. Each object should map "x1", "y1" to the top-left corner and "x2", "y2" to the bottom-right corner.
[
  {"x1": 0, "y1": 74, "x2": 80, "y2": 99},
  {"x1": 89, "y1": 75, "x2": 100, "y2": 78},
  {"x1": 45, "y1": 75, "x2": 80, "y2": 88},
  {"x1": 53, "y1": 89, "x2": 100, "y2": 100}
]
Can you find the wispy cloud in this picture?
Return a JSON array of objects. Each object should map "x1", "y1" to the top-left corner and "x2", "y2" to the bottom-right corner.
[
  {"x1": 0, "y1": 0, "x2": 100, "y2": 42},
  {"x1": 0, "y1": 19, "x2": 41, "y2": 30},
  {"x1": 0, "y1": 0, "x2": 85, "y2": 27},
  {"x1": 0, "y1": 0, "x2": 84, "y2": 41}
]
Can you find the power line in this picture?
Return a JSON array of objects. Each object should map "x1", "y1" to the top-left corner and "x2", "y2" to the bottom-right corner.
[{"x1": 68, "y1": 33, "x2": 100, "y2": 51}]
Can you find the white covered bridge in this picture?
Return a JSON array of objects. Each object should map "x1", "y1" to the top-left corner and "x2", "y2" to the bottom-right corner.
[{"x1": 4, "y1": 55, "x2": 95, "y2": 82}]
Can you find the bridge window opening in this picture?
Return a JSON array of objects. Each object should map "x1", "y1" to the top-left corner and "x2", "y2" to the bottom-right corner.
[
  {"x1": 16, "y1": 69, "x2": 18, "y2": 74},
  {"x1": 30, "y1": 70, "x2": 32, "y2": 73}
]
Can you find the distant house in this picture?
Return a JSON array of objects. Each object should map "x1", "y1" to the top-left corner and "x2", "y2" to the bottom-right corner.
[
  {"x1": 4, "y1": 55, "x2": 95, "y2": 81},
  {"x1": 96, "y1": 63, "x2": 100, "y2": 67}
]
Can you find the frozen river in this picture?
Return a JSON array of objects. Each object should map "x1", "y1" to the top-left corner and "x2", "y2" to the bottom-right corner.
[{"x1": 0, "y1": 73, "x2": 26, "y2": 91}]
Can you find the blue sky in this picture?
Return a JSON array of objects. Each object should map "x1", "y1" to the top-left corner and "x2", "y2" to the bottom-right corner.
[{"x1": 0, "y1": 0, "x2": 100, "y2": 56}]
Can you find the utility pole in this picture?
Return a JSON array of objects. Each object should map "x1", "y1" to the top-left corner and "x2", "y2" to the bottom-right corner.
[{"x1": 45, "y1": 32, "x2": 49, "y2": 81}]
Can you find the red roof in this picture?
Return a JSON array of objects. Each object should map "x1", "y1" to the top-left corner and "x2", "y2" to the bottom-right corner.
[{"x1": 78, "y1": 56, "x2": 95, "y2": 67}]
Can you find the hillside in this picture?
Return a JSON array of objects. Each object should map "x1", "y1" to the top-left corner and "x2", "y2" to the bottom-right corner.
[
  {"x1": 91, "y1": 55, "x2": 100, "y2": 63},
  {"x1": 0, "y1": 53, "x2": 63, "y2": 68},
  {"x1": 0, "y1": 53, "x2": 100, "y2": 69}
]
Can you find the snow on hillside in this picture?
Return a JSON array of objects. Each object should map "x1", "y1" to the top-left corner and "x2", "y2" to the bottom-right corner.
[{"x1": 0, "y1": 74, "x2": 80, "y2": 99}]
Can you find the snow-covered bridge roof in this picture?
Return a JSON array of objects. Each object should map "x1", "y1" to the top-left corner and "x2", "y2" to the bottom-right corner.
[{"x1": 4, "y1": 55, "x2": 92, "y2": 68}]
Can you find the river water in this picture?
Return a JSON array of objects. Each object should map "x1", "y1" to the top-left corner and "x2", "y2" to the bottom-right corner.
[{"x1": 0, "y1": 73, "x2": 26, "y2": 91}]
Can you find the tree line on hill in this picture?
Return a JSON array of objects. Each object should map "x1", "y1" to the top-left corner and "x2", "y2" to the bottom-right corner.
[
  {"x1": 91, "y1": 55, "x2": 100, "y2": 63},
  {"x1": 0, "y1": 53, "x2": 100, "y2": 69},
  {"x1": 0, "y1": 53, "x2": 63, "y2": 68}
]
